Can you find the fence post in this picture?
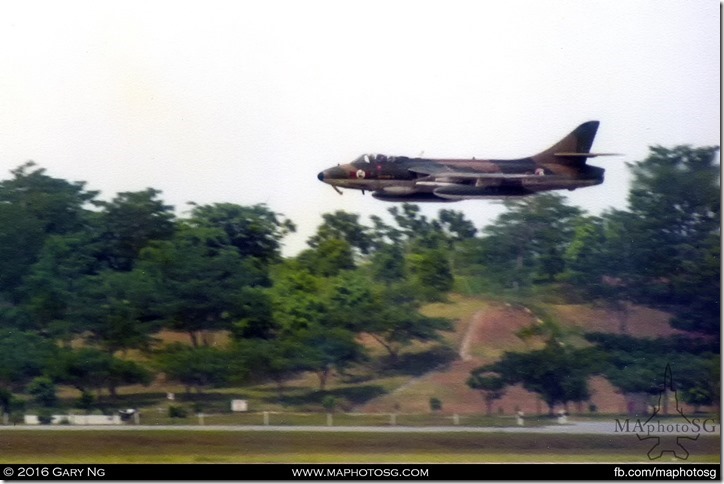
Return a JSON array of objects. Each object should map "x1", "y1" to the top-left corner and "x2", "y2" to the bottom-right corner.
[
  {"x1": 390, "y1": 413, "x2": 396, "y2": 426},
  {"x1": 326, "y1": 413, "x2": 333, "y2": 426},
  {"x1": 198, "y1": 412, "x2": 205, "y2": 426},
  {"x1": 453, "y1": 414, "x2": 459, "y2": 425},
  {"x1": 263, "y1": 411, "x2": 269, "y2": 426}
]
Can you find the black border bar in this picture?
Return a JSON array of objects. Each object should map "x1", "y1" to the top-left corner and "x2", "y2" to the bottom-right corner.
[{"x1": 1, "y1": 463, "x2": 720, "y2": 481}]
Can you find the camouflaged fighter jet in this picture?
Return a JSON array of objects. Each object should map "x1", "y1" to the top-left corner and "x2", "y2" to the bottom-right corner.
[{"x1": 317, "y1": 121, "x2": 617, "y2": 202}]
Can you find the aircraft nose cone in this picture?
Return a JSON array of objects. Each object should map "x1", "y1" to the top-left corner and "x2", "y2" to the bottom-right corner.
[{"x1": 317, "y1": 171, "x2": 325, "y2": 182}]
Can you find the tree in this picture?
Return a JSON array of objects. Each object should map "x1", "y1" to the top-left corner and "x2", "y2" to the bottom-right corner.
[
  {"x1": 0, "y1": 387, "x2": 13, "y2": 415},
  {"x1": 26, "y1": 376, "x2": 57, "y2": 407},
  {"x1": 563, "y1": 216, "x2": 608, "y2": 291},
  {"x1": 0, "y1": 331, "x2": 56, "y2": 391},
  {"x1": 229, "y1": 287, "x2": 276, "y2": 340},
  {"x1": 270, "y1": 264, "x2": 367, "y2": 390},
  {"x1": 564, "y1": 215, "x2": 634, "y2": 331},
  {"x1": 480, "y1": 194, "x2": 584, "y2": 287},
  {"x1": 601, "y1": 145, "x2": 720, "y2": 334},
  {"x1": 678, "y1": 355, "x2": 720, "y2": 412},
  {"x1": 188, "y1": 202, "x2": 295, "y2": 263},
  {"x1": 406, "y1": 249, "x2": 454, "y2": 301},
  {"x1": 485, "y1": 342, "x2": 596, "y2": 414},
  {"x1": 307, "y1": 211, "x2": 373, "y2": 256},
  {"x1": 49, "y1": 347, "x2": 150, "y2": 399},
  {"x1": 69, "y1": 269, "x2": 162, "y2": 354},
  {"x1": 668, "y1": 232, "x2": 720, "y2": 334},
  {"x1": 14, "y1": 232, "x2": 100, "y2": 337},
  {"x1": 438, "y1": 209, "x2": 477, "y2": 242},
  {"x1": 368, "y1": 215, "x2": 403, "y2": 249},
  {"x1": 297, "y1": 238, "x2": 355, "y2": 277},
  {"x1": 105, "y1": 358, "x2": 152, "y2": 398},
  {"x1": 323, "y1": 271, "x2": 378, "y2": 332},
  {"x1": 232, "y1": 337, "x2": 305, "y2": 396},
  {"x1": 0, "y1": 162, "x2": 98, "y2": 236},
  {"x1": 369, "y1": 244, "x2": 406, "y2": 285},
  {"x1": 155, "y1": 343, "x2": 235, "y2": 393},
  {"x1": 387, "y1": 203, "x2": 431, "y2": 240},
  {"x1": 322, "y1": 272, "x2": 452, "y2": 362},
  {"x1": 294, "y1": 324, "x2": 366, "y2": 390},
  {"x1": 364, "y1": 284, "x2": 453, "y2": 361},
  {"x1": 0, "y1": 162, "x2": 97, "y2": 298},
  {"x1": 384, "y1": 203, "x2": 446, "y2": 250},
  {"x1": 138, "y1": 225, "x2": 268, "y2": 346},
  {"x1": 467, "y1": 371, "x2": 506, "y2": 416},
  {"x1": 269, "y1": 262, "x2": 328, "y2": 334},
  {"x1": 95, "y1": 188, "x2": 175, "y2": 271},
  {"x1": 0, "y1": 204, "x2": 45, "y2": 298},
  {"x1": 584, "y1": 332, "x2": 720, "y2": 414},
  {"x1": 323, "y1": 395, "x2": 339, "y2": 413},
  {"x1": 627, "y1": 145, "x2": 719, "y2": 260}
]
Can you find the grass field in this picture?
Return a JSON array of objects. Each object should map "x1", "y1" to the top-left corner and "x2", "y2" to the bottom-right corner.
[{"x1": 0, "y1": 430, "x2": 719, "y2": 464}]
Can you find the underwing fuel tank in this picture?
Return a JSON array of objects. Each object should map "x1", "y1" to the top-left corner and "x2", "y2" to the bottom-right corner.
[
  {"x1": 433, "y1": 185, "x2": 531, "y2": 200},
  {"x1": 372, "y1": 191, "x2": 457, "y2": 202}
]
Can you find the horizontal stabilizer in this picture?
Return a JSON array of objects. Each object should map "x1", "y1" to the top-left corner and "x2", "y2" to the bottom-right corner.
[{"x1": 554, "y1": 152, "x2": 621, "y2": 158}]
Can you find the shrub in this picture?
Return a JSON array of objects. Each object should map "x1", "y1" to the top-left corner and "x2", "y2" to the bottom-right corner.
[
  {"x1": 78, "y1": 391, "x2": 95, "y2": 412},
  {"x1": 322, "y1": 396, "x2": 338, "y2": 413},
  {"x1": 168, "y1": 405, "x2": 188, "y2": 419},
  {"x1": 37, "y1": 408, "x2": 54, "y2": 425},
  {"x1": 26, "y1": 377, "x2": 57, "y2": 407}
]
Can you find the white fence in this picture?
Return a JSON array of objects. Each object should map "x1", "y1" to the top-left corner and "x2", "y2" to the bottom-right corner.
[{"x1": 23, "y1": 414, "x2": 121, "y2": 425}]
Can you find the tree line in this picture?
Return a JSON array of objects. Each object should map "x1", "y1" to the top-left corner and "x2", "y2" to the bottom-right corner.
[
  {"x1": 0, "y1": 144, "x2": 719, "y2": 416},
  {"x1": 467, "y1": 145, "x2": 720, "y2": 414}
]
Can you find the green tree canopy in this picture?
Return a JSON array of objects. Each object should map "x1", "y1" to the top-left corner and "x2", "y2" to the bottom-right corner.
[
  {"x1": 599, "y1": 146, "x2": 720, "y2": 333},
  {"x1": 482, "y1": 341, "x2": 597, "y2": 414},
  {"x1": 360, "y1": 283, "x2": 453, "y2": 361},
  {"x1": 68, "y1": 269, "x2": 163, "y2": 354},
  {"x1": 95, "y1": 188, "x2": 175, "y2": 271},
  {"x1": 14, "y1": 232, "x2": 100, "y2": 336},
  {"x1": 584, "y1": 332, "x2": 720, "y2": 407},
  {"x1": 307, "y1": 210, "x2": 373, "y2": 255},
  {"x1": 138, "y1": 225, "x2": 269, "y2": 346},
  {"x1": 293, "y1": 324, "x2": 366, "y2": 390},
  {"x1": 155, "y1": 343, "x2": 236, "y2": 393},
  {"x1": 0, "y1": 331, "x2": 56, "y2": 391},
  {"x1": 406, "y1": 249, "x2": 454, "y2": 301},
  {"x1": 0, "y1": 162, "x2": 98, "y2": 298},
  {"x1": 297, "y1": 238, "x2": 356, "y2": 277},
  {"x1": 467, "y1": 370, "x2": 506, "y2": 416},
  {"x1": 49, "y1": 347, "x2": 150, "y2": 398},
  {"x1": 471, "y1": 194, "x2": 584, "y2": 289},
  {"x1": 188, "y1": 202, "x2": 295, "y2": 263},
  {"x1": 26, "y1": 376, "x2": 57, "y2": 407}
]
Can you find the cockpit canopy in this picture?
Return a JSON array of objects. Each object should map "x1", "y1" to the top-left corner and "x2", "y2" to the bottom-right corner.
[{"x1": 354, "y1": 153, "x2": 398, "y2": 164}]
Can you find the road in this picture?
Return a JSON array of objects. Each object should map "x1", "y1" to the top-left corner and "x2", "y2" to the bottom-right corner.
[{"x1": 1, "y1": 421, "x2": 718, "y2": 435}]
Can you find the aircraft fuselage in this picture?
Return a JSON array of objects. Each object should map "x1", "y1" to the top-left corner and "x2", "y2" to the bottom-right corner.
[{"x1": 318, "y1": 121, "x2": 610, "y2": 202}]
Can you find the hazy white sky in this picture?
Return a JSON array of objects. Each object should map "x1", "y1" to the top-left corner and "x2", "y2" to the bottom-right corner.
[{"x1": 0, "y1": 0, "x2": 719, "y2": 256}]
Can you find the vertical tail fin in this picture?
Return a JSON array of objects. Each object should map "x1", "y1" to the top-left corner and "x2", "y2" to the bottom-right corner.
[{"x1": 533, "y1": 121, "x2": 600, "y2": 166}]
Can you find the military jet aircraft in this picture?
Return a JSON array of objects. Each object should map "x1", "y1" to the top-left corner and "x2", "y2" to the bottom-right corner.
[{"x1": 317, "y1": 121, "x2": 616, "y2": 202}]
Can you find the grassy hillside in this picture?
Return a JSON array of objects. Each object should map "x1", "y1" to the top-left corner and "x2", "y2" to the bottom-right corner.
[
  {"x1": 47, "y1": 291, "x2": 708, "y2": 420},
  {"x1": 355, "y1": 294, "x2": 679, "y2": 416}
]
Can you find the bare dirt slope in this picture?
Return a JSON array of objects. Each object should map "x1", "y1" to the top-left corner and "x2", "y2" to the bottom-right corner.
[{"x1": 356, "y1": 299, "x2": 686, "y2": 416}]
